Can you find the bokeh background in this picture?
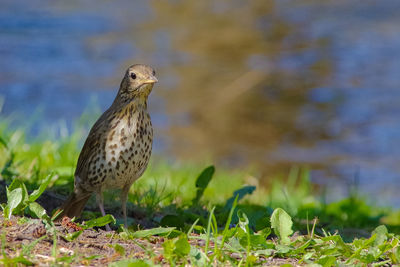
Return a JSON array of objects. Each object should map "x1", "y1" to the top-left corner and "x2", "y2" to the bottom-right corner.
[{"x1": 1, "y1": 0, "x2": 399, "y2": 207}]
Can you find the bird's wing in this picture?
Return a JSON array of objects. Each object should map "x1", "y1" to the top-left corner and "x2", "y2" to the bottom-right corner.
[{"x1": 74, "y1": 108, "x2": 113, "y2": 181}]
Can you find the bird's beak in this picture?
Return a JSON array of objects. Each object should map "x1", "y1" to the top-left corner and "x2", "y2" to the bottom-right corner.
[{"x1": 143, "y1": 76, "x2": 158, "y2": 84}]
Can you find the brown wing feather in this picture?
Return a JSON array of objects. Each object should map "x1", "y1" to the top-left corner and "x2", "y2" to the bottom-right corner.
[{"x1": 74, "y1": 107, "x2": 114, "y2": 181}]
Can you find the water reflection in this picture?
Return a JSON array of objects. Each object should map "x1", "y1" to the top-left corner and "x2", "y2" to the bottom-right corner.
[{"x1": 1, "y1": 0, "x2": 399, "y2": 206}]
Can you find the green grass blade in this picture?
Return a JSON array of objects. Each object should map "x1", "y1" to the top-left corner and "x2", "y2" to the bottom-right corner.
[
  {"x1": 129, "y1": 227, "x2": 176, "y2": 238},
  {"x1": 29, "y1": 173, "x2": 54, "y2": 202},
  {"x1": 219, "y1": 194, "x2": 239, "y2": 256},
  {"x1": 187, "y1": 218, "x2": 199, "y2": 236},
  {"x1": 205, "y1": 206, "x2": 216, "y2": 260}
]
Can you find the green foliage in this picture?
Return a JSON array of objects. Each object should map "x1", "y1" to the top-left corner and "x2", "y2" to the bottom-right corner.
[
  {"x1": 224, "y1": 185, "x2": 256, "y2": 211},
  {"x1": 83, "y1": 214, "x2": 116, "y2": 229},
  {"x1": 2, "y1": 117, "x2": 400, "y2": 265},
  {"x1": 192, "y1": 165, "x2": 214, "y2": 205},
  {"x1": 163, "y1": 234, "x2": 191, "y2": 264},
  {"x1": 122, "y1": 227, "x2": 176, "y2": 239},
  {"x1": 271, "y1": 208, "x2": 294, "y2": 245},
  {"x1": 63, "y1": 230, "x2": 83, "y2": 242},
  {"x1": 3, "y1": 186, "x2": 22, "y2": 219},
  {"x1": 0, "y1": 254, "x2": 33, "y2": 266},
  {"x1": 1, "y1": 175, "x2": 52, "y2": 219}
]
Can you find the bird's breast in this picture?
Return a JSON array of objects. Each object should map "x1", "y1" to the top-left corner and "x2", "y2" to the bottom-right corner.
[{"x1": 89, "y1": 105, "x2": 153, "y2": 189}]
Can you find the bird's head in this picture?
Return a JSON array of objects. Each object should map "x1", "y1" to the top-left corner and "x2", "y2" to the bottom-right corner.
[{"x1": 118, "y1": 64, "x2": 158, "y2": 101}]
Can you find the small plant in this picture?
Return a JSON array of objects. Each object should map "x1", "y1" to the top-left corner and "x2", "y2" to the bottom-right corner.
[{"x1": 1, "y1": 174, "x2": 53, "y2": 220}]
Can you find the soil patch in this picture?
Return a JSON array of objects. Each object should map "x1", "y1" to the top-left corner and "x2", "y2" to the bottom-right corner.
[{"x1": 0, "y1": 213, "x2": 301, "y2": 266}]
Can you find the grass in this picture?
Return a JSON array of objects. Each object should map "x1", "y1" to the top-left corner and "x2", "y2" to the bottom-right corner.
[{"x1": 1, "y1": 115, "x2": 400, "y2": 266}]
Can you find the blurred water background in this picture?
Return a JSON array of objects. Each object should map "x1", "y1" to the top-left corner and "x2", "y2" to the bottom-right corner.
[{"x1": 1, "y1": 0, "x2": 399, "y2": 207}]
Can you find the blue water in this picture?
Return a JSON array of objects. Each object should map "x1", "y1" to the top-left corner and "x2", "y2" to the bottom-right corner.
[{"x1": 1, "y1": 0, "x2": 400, "y2": 207}]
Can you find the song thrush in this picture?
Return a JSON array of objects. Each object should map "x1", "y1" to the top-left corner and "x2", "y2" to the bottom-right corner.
[{"x1": 59, "y1": 64, "x2": 157, "y2": 229}]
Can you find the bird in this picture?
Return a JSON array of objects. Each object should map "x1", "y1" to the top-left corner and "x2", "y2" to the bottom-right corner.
[{"x1": 58, "y1": 64, "x2": 157, "y2": 229}]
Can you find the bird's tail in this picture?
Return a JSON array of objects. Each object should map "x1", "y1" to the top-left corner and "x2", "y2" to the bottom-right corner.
[{"x1": 56, "y1": 191, "x2": 91, "y2": 220}]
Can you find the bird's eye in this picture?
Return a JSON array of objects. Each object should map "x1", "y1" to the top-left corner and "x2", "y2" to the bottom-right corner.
[
  {"x1": 152, "y1": 70, "x2": 156, "y2": 76},
  {"x1": 130, "y1": 72, "x2": 137, "y2": 79}
]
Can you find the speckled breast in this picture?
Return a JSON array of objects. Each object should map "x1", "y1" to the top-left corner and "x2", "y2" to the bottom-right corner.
[{"x1": 89, "y1": 105, "x2": 153, "y2": 189}]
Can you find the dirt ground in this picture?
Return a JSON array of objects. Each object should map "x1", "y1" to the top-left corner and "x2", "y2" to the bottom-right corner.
[
  {"x1": 0, "y1": 213, "x2": 302, "y2": 266},
  {"x1": 0, "y1": 214, "x2": 165, "y2": 266}
]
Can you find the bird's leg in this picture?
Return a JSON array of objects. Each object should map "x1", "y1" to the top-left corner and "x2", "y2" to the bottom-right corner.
[
  {"x1": 121, "y1": 184, "x2": 131, "y2": 229},
  {"x1": 96, "y1": 191, "x2": 111, "y2": 231}
]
